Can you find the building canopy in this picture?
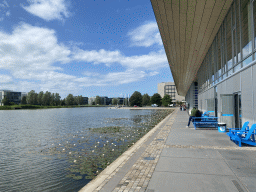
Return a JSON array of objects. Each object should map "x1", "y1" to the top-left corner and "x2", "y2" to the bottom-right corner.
[{"x1": 151, "y1": 0, "x2": 233, "y2": 96}]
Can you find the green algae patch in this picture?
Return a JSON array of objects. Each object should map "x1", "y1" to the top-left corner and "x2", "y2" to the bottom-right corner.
[{"x1": 89, "y1": 126, "x2": 121, "y2": 133}]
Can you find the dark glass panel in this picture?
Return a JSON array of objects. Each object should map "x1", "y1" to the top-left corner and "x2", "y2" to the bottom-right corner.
[
  {"x1": 236, "y1": 0, "x2": 241, "y2": 61},
  {"x1": 217, "y1": 32, "x2": 222, "y2": 77},
  {"x1": 254, "y1": 1, "x2": 256, "y2": 50},
  {"x1": 241, "y1": 0, "x2": 252, "y2": 58},
  {"x1": 226, "y1": 10, "x2": 233, "y2": 71}
]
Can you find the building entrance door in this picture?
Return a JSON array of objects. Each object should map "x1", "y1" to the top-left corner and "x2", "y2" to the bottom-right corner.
[
  {"x1": 220, "y1": 94, "x2": 234, "y2": 128},
  {"x1": 234, "y1": 93, "x2": 242, "y2": 128},
  {"x1": 215, "y1": 98, "x2": 218, "y2": 117},
  {"x1": 214, "y1": 86, "x2": 217, "y2": 117}
]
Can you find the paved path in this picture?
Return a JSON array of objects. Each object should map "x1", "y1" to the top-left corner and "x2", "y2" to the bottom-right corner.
[{"x1": 80, "y1": 109, "x2": 256, "y2": 192}]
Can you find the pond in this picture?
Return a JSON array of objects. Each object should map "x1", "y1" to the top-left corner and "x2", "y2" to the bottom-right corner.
[{"x1": 0, "y1": 107, "x2": 173, "y2": 192}]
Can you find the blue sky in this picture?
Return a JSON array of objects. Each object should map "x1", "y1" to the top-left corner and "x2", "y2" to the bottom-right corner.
[{"x1": 0, "y1": 0, "x2": 173, "y2": 98}]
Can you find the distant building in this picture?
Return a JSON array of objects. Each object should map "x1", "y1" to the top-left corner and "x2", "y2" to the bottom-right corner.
[
  {"x1": 88, "y1": 96, "x2": 114, "y2": 105},
  {"x1": 74, "y1": 96, "x2": 88, "y2": 105},
  {"x1": 88, "y1": 97, "x2": 96, "y2": 105},
  {"x1": 117, "y1": 97, "x2": 125, "y2": 105},
  {"x1": 0, "y1": 90, "x2": 22, "y2": 105},
  {"x1": 100, "y1": 96, "x2": 107, "y2": 105},
  {"x1": 106, "y1": 98, "x2": 112, "y2": 105},
  {"x1": 21, "y1": 92, "x2": 28, "y2": 99},
  {"x1": 158, "y1": 82, "x2": 185, "y2": 103},
  {"x1": 82, "y1": 97, "x2": 88, "y2": 105},
  {"x1": 111, "y1": 97, "x2": 125, "y2": 105}
]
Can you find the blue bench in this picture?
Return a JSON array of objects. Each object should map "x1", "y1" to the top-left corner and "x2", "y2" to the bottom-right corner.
[
  {"x1": 229, "y1": 124, "x2": 256, "y2": 147},
  {"x1": 192, "y1": 117, "x2": 218, "y2": 130},
  {"x1": 227, "y1": 121, "x2": 249, "y2": 138}
]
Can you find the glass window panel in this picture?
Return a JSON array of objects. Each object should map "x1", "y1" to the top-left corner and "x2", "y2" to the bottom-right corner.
[
  {"x1": 223, "y1": 73, "x2": 227, "y2": 79},
  {"x1": 226, "y1": 10, "x2": 233, "y2": 70},
  {"x1": 236, "y1": 0, "x2": 241, "y2": 61},
  {"x1": 218, "y1": 75, "x2": 222, "y2": 82},
  {"x1": 234, "y1": 63, "x2": 241, "y2": 72},
  {"x1": 223, "y1": 23, "x2": 227, "y2": 74},
  {"x1": 254, "y1": 1, "x2": 256, "y2": 49},
  {"x1": 214, "y1": 40, "x2": 217, "y2": 81},
  {"x1": 243, "y1": 55, "x2": 253, "y2": 66},
  {"x1": 217, "y1": 32, "x2": 222, "y2": 76},
  {"x1": 232, "y1": 30, "x2": 237, "y2": 65},
  {"x1": 241, "y1": 0, "x2": 252, "y2": 58},
  {"x1": 232, "y1": 2, "x2": 236, "y2": 27},
  {"x1": 228, "y1": 69, "x2": 233, "y2": 76}
]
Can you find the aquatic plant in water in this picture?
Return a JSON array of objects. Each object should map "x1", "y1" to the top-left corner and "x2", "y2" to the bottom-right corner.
[{"x1": 38, "y1": 109, "x2": 173, "y2": 181}]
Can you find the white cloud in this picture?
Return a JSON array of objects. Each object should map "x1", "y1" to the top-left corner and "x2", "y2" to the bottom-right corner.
[
  {"x1": 6, "y1": 11, "x2": 10, "y2": 16},
  {"x1": 73, "y1": 49, "x2": 122, "y2": 66},
  {"x1": 149, "y1": 71, "x2": 159, "y2": 76},
  {"x1": 0, "y1": 0, "x2": 9, "y2": 8},
  {"x1": 128, "y1": 22, "x2": 162, "y2": 47},
  {"x1": 0, "y1": 22, "x2": 166, "y2": 96},
  {"x1": 0, "y1": 23, "x2": 71, "y2": 71},
  {"x1": 73, "y1": 49, "x2": 168, "y2": 70},
  {"x1": 22, "y1": 0, "x2": 70, "y2": 21},
  {"x1": 0, "y1": 74, "x2": 12, "y2": 83},
  {"x1": 76, "y1": 69, "x2": 147, "y2": 87},
  {"x1": 120, "y1": 50, "x2": 168, "y2": 69},
  {"x1": 101, "y1": 69, "x2": 146, "y2": 85},
  {"x1": 82, "y1": 71, "x2": 101, "y2": 77}
]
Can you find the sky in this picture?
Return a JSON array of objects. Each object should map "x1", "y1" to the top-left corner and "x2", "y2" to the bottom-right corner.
[{"x1": 0, "y1": 0, "x2": 173, "y2": 98}]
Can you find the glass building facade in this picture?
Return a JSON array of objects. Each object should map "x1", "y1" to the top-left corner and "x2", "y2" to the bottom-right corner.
[
  {"x1": 198, "y1": 0, "x2": 256, "y2": 93},
  {"x1": 193, "y1": 0, "x2": 256, "y2": 128}
]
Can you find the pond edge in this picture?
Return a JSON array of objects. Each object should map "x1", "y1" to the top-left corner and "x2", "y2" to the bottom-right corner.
[{"x1": 79, "y1": 109, "x2": 177, "y2": 192}]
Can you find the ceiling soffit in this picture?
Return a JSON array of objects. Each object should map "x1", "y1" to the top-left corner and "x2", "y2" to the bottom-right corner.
[{"x1": 150, "y1": 0, "x2": 233, "y2": 96}]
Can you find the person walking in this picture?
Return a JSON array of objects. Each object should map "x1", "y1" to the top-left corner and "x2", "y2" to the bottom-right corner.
[{"x1": 186, "y1": 107, "x2": 197, "y2": 128}]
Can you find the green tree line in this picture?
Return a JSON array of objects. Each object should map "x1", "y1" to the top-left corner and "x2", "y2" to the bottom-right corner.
[
  {"x1": 21, "y1": 90, "x2": 84, "y2": 106},
  {"x1": 2, "y1": 90, "x2": 175, "y2": 107},
  {"x1": 129, "y1": 91, "x2": 172, "y2": 107}
]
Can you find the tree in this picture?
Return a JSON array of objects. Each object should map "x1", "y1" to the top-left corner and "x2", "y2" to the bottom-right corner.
[
  {"x1": 2, "y1": 96, "x2": 10, "y2": 105},
  {"x1": 124, "y1": 98, "x2": 128, "y2": 106},
  {"x1": 162, "y1": 95, "x2": 172, "y2": 107},
  {"x1": 37, "y1": 91, "x2": 44, "y2": 105},
  {"x1": 74, "y1": 95, "x2": 83, "y2": 105},
  {"x1": 55, "y1": 93, "x2": 61, "y2": 106},
  {"x1": 95, "y1": 96, "x2": 101, "y2": 105},
  {"x1": 21, "y1": 96, "x2": 27, "y2": 104},
  {"x1": 142, "y1": 93, "x2": 151, "y2": 106},
  {"x1": 65, "y1": 94, "x2": 74, "y2": 105},
  {"x1": 42, "y1": 91, "x2": 51, "y2": 106},
  {"x1": 150, "y1": 93, "x2": 162, "y2": 106},
  {"x1": 129, "y1": 91, "x2": 143, "y2": 107},
  {"x1": 27, "y1": 90, "x2": 36, "y2": 105},
  {"x1": 33, "y1": 93, "x2": 38, "y2": 105},
  {"x1": 112, "y1": 98, "x2": 118, "y2": 105},
  {"x1": 50, "y1": 93, "x2": 55, "y2": 106},
  {"x1": 60, "y1": 99, "x2": 66, "y2": 106}
]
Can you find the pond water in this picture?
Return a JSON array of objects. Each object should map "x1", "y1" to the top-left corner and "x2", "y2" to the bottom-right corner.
[{"x1": 0, "y1": 107, "x2": 172, "y2": 192}]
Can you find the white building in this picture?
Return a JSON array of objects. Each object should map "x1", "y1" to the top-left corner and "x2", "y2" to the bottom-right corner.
[{"x1": 158, "y1": 82, "x2": 185, "y2": 103}]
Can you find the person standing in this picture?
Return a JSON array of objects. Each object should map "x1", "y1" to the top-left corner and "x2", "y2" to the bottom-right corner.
[{"x1": 186, "y1": 107, "x2": 197, "y2": 128}]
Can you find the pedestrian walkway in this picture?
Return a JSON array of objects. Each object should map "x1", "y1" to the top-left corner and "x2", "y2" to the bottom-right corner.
[{"x1": 80, "y1": 109, "x2": 256, "y2": 192}]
